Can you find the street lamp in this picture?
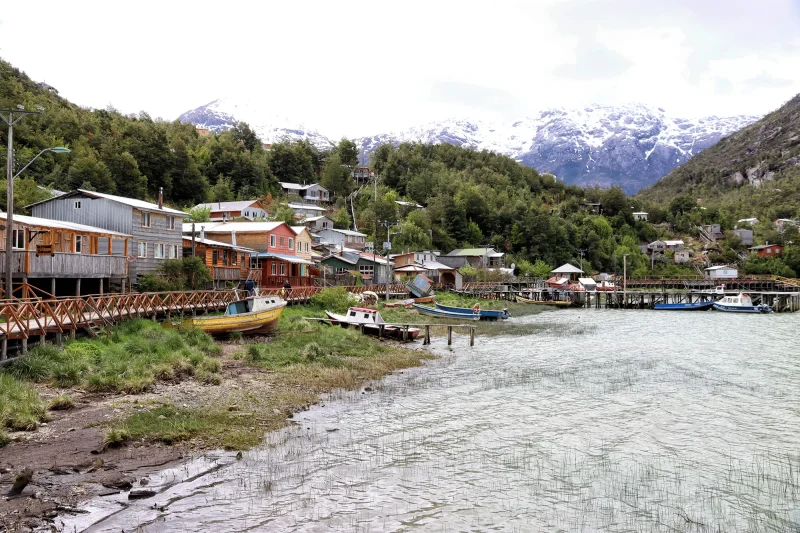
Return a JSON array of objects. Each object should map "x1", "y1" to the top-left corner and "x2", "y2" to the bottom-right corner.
[
  {"x1": 2, "y1": 107, "x2": 70, "y2": 299},
  {"x1": 12, "y1": 146, "x2": 70, "y2": 180}
]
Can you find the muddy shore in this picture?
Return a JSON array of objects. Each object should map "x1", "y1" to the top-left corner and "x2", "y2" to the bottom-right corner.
[{"x1": 0, "y1": 338, "x2": 429, "y2": 532}]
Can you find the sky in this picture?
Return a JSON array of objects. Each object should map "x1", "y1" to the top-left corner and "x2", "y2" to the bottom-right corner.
[{"x1": 1, "y1": 0, "x2": 799, "y2": 138}]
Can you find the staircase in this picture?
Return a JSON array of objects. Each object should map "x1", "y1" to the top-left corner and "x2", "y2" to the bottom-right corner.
[{"x1": 697, "y1": 225, "x2": 716, "y2": 246}]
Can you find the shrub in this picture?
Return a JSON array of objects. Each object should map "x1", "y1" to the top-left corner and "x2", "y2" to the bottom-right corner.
[
  {"x1": 103, "y1": 427, "x2": 131, "y2": 447},
  {"x1": 48, "y1": 394, "x2": 76, "y2": 411},
  {"x1": 310, "y1": 287, "x2": 357, "y2": 314},
  {"x1": 301, "y1": 342, "x2": 325, "y2": 361},
  {"x1": 0, "y1": 375, "x2": 47, "y2": 431},
  {"x1": 0, "y1": 430, "x2": 8, "y2": 447}
]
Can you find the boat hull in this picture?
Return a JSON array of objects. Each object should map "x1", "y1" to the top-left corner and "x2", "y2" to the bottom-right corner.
[
  {"x1": 412, "y1": 303, "x2": 480, "y2": 320},
  {"x1": 324, "y1": 311, "x2": 420, "y2": 340},
  {"x1": 515, "y1": 295, "x2": 572, "y2": 307},
  {"x1": 187, "y1": 302, "x2": 286, "y2": 335},
  {"x1": 712, "y1": 303, "x2": 773, "y2": 313},
  {"x1": 434, "y1": 303, "x2": 508, "y2": 320},
  {"x1": 653, "y1": 302, "x2": 715, "y2": 311}
]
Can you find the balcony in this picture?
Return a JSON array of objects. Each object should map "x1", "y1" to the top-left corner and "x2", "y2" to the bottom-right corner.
[
  {"x1": 262, "y1": 275, "x2": 314, "y2": 288},
  {"x1": 0, "y1": 251, "x2": 128, "y2": 278},
  {"x1": 212, "y1": 266, "x2": 244, "y2": 281}
]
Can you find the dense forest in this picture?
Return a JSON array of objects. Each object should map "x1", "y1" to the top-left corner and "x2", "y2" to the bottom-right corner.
[{"x1": 3, "y1": 57, "x2": 799, "y2": 277}]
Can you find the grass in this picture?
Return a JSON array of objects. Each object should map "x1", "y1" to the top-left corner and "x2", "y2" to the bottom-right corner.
[
  {"x1": 3, "y1": 319, "x2": 222, "y2": 394},
  {"x1": 0, "y1": 374, "x2": 48, "y2": 431},
  {"x1": 48, "y1": 393, "x2": 76, "y2": 411}
]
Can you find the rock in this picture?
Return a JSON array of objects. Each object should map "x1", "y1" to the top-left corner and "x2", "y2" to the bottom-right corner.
[
  {"x1": 235, "y1": 451, "x2": 243, "y2": 460},
  {"x1": 128, "y1": 489, "x2": 157, "y2": 500},
  {"x1": 364, "y1": 387, "x2": 373, "y2": 392},
  {"x1": 102, "y1": 478, "x2": 133, "y2": 490},
  {"x1": 228, "y1": 405, "x2": 240, "y2": 411},
  {"x1": 7, "y1": 467, "x2": 33, "y2": 496},
  {"x1": 139, "y1": 477, "x2": 150, "y2": 486},
  {"x1": 85, "y1": 459, "x2": 104, "y2": 473},
  {"x1": 157, "y1": 415, "x2": 167, "y2": 420}
]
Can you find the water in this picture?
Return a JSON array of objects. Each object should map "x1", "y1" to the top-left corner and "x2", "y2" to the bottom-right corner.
[{"x1": 66, "y1": 310, "x2": 800, "y2": 532}]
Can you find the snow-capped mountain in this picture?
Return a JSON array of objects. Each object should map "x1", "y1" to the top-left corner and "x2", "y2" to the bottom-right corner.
[
  {"x1": 355, "y1": 105, "x2": 758, "y2": 193},
  {"x1": 178, "y1": 100, "x2": 758, "y2": 194},
  {"x1": 178, "y1": 98, "x2": 334, "y2": 150}
]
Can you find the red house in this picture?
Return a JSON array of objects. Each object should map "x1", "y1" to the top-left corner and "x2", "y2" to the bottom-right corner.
[
  {"x1": 190, "y1": 221, "x2": 314, "y2": 287},
  {"x1": 749, "y1": 243, "x2": 784, "y2": 258}
]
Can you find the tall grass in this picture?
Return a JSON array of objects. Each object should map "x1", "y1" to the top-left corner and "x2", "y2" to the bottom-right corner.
[
  {"x1": 0, "y1": 374, "x2": 47, "y2": 432},
  {"x1": 3, "y1": 319, "x2": 222, "y2": 394}
]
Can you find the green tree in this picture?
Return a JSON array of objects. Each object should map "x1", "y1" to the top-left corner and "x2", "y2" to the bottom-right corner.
[
  {"x1": 208, "y1": 176, "x2": 235, "y2": 202},
  {"x1": 185, "y1": 205, "x2": 211, "y2": 222},
  {"x1": 66, "y1": 142, "x2": 115, "y2": 192},
  {"x1": 231, "y1": 122, "x2": 261, "y2": 153},
  {"x1": 321, "y1": 153, "x2": 355, "y2": 197},
  {"x1": 336, "y1": 138, "x2": 359, "y2": 168}
]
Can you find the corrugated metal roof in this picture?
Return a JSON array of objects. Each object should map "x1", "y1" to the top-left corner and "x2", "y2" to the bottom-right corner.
[
  {"x1": 186, "y1": 221, "x2": 284, "y2": 233},
  {"x1": 180, "y1": 236, "x2": 255, "y2": 252},
  {"x1": 194, "y1": 200, "x2": 261, "y2": 212},
  {"x1": 287, "y1": 203, "x2": 326, "y2": 212},
  {"x1": 254, "y1": 252, "x2": 314, "y2": 265},
  {"x1": 25, "y1": 189, "x2": 188, "y2": 216},
  {"x1": 0, "y1": 213, "x2": 131, "y2": 237},
  {"x1": 322, "y1": 228, "x2": 367, "y2": 237},
  {"x1": 445, "y1": 247, "x2": 499, "y2": 257},
  {"x1": 551, "y1": 263, "x2": 583, "y2": 274}
]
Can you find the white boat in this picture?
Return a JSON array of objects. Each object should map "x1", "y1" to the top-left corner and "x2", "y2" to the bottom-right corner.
[
  {"x1": 712, "y1": 293, "x2": 772, "y2": 313},
  {"x1": 325, "y1": 307, "x2": 420, "y2": 340}
]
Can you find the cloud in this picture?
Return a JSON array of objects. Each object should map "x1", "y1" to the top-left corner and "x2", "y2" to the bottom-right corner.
[
  {"x1": 553, "y1": 37, "x2": 632, "y2": 80},
  {"x1": 742, "y1": 72, "x2": 794, "y2": 92},
  {"x1": 429, "y1": 82, "x2": 524, "y2": 119}
]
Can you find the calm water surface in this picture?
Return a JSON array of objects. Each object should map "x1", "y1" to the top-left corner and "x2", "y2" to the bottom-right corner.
[{"x1": 67, "y1": 310, "x2": 800, "y2": 532}]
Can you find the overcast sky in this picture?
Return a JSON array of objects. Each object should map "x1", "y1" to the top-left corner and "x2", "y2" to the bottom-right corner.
[{"x1": 1, "y1": 0, "x2": 798, "y2": 138}]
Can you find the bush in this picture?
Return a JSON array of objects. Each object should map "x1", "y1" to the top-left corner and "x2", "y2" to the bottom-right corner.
[
  {"x1": 103, "y1": 427, "x2": 131, "y2": 447},
  {"x1": 137, "y1": 257, "x2": 212, "y2": 292},
  {"x1": 310, "y1": 287, "x2": 357, "y2": 314},
  {"x1": 0, "y1": 430, "x2": 8, "y2": 447},
  {"x1": 0, "y1": 374, "x2": 47, "y2": 431},
  {"x1": 48, "y1": 394, "x2": 76, "y2": 411},
  {"x1": 301, "y1": 342, "x2": 325, "y2": 361}
]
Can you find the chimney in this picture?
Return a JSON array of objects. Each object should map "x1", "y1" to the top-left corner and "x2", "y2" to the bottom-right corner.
[
  {"x1": 231, "y1": 230, "x2": 237, "y2": 246},
  {"x1": 158, "y1": 187, "x2": 163, "y2": 209},
  {"x1": 200, "y1": 225, "x2": 205, "y2": 240}
]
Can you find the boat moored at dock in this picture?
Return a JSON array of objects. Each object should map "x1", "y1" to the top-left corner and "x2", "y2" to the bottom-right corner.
[
  {"x1": 712, "y1": 293, "x2": 773, "y2": 313},
  {"x1": 515, "y1": 294, "x2": 573, "y2": 307},
  {"x1": 325, "y1": 307, "x2": 420, "y2": 340},
  {"x1": 412, "y1": 303, "x2": 480, "y2": 320},
  {"x1": 653, "y1": 301, "x2": 715, "y2": 311}
]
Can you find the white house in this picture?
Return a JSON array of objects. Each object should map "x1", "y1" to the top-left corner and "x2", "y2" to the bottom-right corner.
[
  {"x1": 303, "y1": 215, "x2": 334, "y2": 232},
  {"x1": 317, "y1": 227, "x2": 367, "y2": 251},
  {"x1": 287, "y1": 203, "x2": 327, "y2": 219},
  {"x1": 280, "y1": 182, "x2": 331, "y2": 204},
  {"x1": 737, "y1": 217, "x2": 759, "y2": 227},
  {"x1": 673, "y1": 250, "x2": 690, "y2": 263},
  {"x1": 705, "y1": 265, "x2": 738, "y2": 279},
  {"x1": 632, "y1": 212, "x2": 649, "y2": 221},
  {"x1": 194, "y1": 200, "x2": 268, "y2": 221},
  {"x1": 664, "y1": 240, "x2": 685, "y2": 251}
]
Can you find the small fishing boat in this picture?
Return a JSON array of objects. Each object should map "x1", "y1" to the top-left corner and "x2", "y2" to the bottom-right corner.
[
  {"x1": 434, "y1": 302, "x2": 509, "y2": 320},
  {"x1": 515, "y1": 294, "x2": 572, "y2": 307},
  {"x1": 712, "y1": 293, "x2": 773, "y2": 313},
  {"x1": 384, "y1": 298, "x2": 416, "y2": 309},
  {"x1": 325, "y1": 307, "x2": 420, "y2": 340},
  {"x1": 653, "y1": 301, "x2": 715, "y2": 311},
  {"x1": 412, "y1": 303, "x2": 480, "y2": 320},
  {"x1": 413, "y1": 295, "x2": 436, "y2": 303},
  {"x1": 186, "y1": 295, "x2": 286, "y2": 335}
]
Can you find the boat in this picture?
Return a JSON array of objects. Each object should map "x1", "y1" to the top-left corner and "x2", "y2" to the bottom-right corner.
[
  {"x1": 406, "y1": 274, "x2": 434, "y2": 299},
  {"x1": 434, "y1": 302, "x2": 509, "y2": 320},
  {"x1": 515, "y1": 294, "x2": 572, "y2": 307},
  {"x1": 595, "y1": 281, "x2": 616, "y2": 292},
  {"x1": 412, "y1": 303, "x2": 480, "y2": 320},
  {"x1": 185, "y1": 295, "x2": 286, "y2": 335},
  {"x1": 653, "y1": 301, "x2": 715, "y2": 311},
  {"x1": 325, "y1": 307, "x2": 420, "y2": 340},
  {"x1": 384, "y1": 298, "x2": 415, "y2": 309},
  {"x1": 712, "y1": 293, "x2": 773, "y2": 313},
  {"x1": 413, "y1": 295, "x2": 436, "y2": 303}
]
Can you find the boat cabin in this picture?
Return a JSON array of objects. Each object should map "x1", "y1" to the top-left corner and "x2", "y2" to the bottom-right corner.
[
  {"x1": 343, "y1": 307, "x2": 386, "y2": 325},
  {"x1": 225, "y1": 295, "x2": 283, "y2": 316}
]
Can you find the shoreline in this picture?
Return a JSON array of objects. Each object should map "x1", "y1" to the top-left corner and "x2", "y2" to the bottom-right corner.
[{"x1": 0, "y1": 333, "x2": 434, "y2": 532}]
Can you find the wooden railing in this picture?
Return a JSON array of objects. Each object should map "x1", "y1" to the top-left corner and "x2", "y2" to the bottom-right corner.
[
  {"x1": 0, "y1": 251, "x2": 128, "y2": 278},
  {"x1": 212, "y1": 266, "x2": 243, "y2": 281}
]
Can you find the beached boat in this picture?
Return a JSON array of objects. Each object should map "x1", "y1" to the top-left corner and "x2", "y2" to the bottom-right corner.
[
  {"x1": 653, "y1": 301, "x2": 715, "y2": 311},
  {"x1": 186, "y1": 295, "x2": 286, "y2": 335},
  {"x1": 406, "y1": 274, "x2": 435, "y2": 300},
  {"x1": 712, "y1": 293, "x2": 773, "y2": 313},
  {"x1": 384, "y1": 298, "x2": 415, "y2": 309},
  {"x1": 413, "y1": 295, "x2": 436, "y2": 303},
  {"x1": 412, "y1": 303, "x2": 480, "y2": 320},
  {"x1": 435, "y1": 302, "x2": 509, "y2": 320},
  {"x1": 515, "y1": 294, "x2": 572, "y2": 307},
  {"x1": 325, "y1": 307, "x2": 420, "y2": 340}
]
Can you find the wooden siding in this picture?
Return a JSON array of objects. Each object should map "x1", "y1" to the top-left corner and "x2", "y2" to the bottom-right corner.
[
  {"x1": 31, "y1": 194, "x2": 134, "y2": 234},
  {"x1": 0, "y1": 251, "x2": 128, "y2": 278},
  {"x1": 130, "y1": 208, "x2": 183, "y2": 282},
  {"x1": 206, "y1": 223, "x2": 297, "y2": 255},
  {"x1": 293, "y1": 229, "x2": 314, "y2": 261}
]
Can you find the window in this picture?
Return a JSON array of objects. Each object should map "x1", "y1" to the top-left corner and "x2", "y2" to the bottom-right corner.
[
  {"x1": 271, "y1": 263, "x2": 277, "y2": 275},
  {"x1": 212, "y1": 249, "x2": 218, "y2": 265},
  {"x1": 270, "y1": 234, "x2": 276, "y2": 248},
  {"x1": 11, "y1": 229, "x2": 25, "y2": 250},
  {"x1": 141, "y1": 212, "x2": 151, "y2": 228},
  {"x1": 112, "y1": 238, "x2": 125, "y2": 256},
  {"x1": 359, "y1": 264, "x2": 374, "y2": 276},
  {"x1": 297, "y1": 241, "x2": 301, "y2": 252},
  {"x1": 322, "y1": 221, "x2": 329, "y2": 229},
  {"x1": 137, "y1": 242, "x2": 147, "y2": 258},
  {"x1": 74, "y1": 235, "x2": 83, "y2": 254},
  {"x1": 98, "y1": 237, "x2": 109, "y2": 255},
  {"x1": 167, "y1": 244, "x2": 178, "y2": 259},
  {"x1": 154, "y1": 243, "x2": 165, "y2": 259},
  {"x1": 288, "y1": 238, "x2": 294, "y2": 250},
  {"x1": 74, "y1": 201, "x2": 81, "y2": 209},
  {"x1": 280, "y1": 236, "x2": 285, "y2": 247},
  {"x1": 280, "y1": 263, "x2": 286, "y2": 275},
  {"x1": 305, "y1": 242, "x2": 309, "y2": 252},
  {"x1": 167, "y1": 216, "x2": 176, "y2": 230}
]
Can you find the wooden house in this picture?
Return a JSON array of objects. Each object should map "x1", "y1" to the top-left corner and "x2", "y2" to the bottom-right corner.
[
  {"x1": 749, "y1": 243, "x2": 784, "y2": 257},
  {"x1": 673, "y1": 250, "x2": 690, "y2": 263},
  {"x1": 279, "y1": 182, "x2": 331, "y2": 204},
  {"x1": 632, "y1": 212, "x2": 649, "y2": 221},
  {"x1": 291, "y1": 226, "x2": 314, "y2": 261},
  {"x1": 0, "y1": 213, "x2": 131, "y2": 296},
  {"x1": 317, "y1": 228, "x2": 368, "y2": 251},
  {"x1": 321, "y1": 251, "x2": 392, "y2": 284},
  {"x1": 27, "y1": 189, "x2": 187, "y2": 287},
  {"x1": 705, "y1": 265, "x2": 738, "y2": 279},
  {"x1": 193, "y1": 200, "x2": 268, "y2": 221},
  {"x1": 182, "y1": 236, "x2": 255, "y2": 288},
  {"x1": 444, "y1": 248, "x2": 504, "y2": 268},
  {"x1": 303, "y1": 215, "x2": 334, "y2": 232},
  {"x1": 186, "y1": 221, "x2": 313, "y2": 287},
  {"x1": 288, "y1": 203, "x2": 328, "y2": 219},
  {"x1": 732, "y1": 228, "x2": 754, "y2": 245}
]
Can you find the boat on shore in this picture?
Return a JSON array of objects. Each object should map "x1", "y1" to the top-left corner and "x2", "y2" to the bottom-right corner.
[
  {"x1": 185, "y1": 295, "x2": 286, "y2": 335},
  {"x1": 712, "y1": 293, "x2": 773, "y2": 313},
  {"x1": 412, "y1": 303, "x2": 480, "y2": 320},
  {"x1": 653, "y1": 301, "x2": 715, "y2": 311},
  {"x1": 384, "y1": 295, "x2": 436, "y2": 308},
  {"x1": 325, "y1": 307, "x2": 420, "y2": 340},
  {"x1": 434, "y1": 302, "x2": 509, "y2": 320},
  {"x1": 515, "y1": 294, "x2": 573, "y2": 307}
]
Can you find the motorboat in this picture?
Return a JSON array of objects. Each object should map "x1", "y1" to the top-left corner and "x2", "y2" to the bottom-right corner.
[
  {"x1": 515, "y1": 294, "x2": 572, "y2": 307},
  {"x1": 412, "y1": 303, "x2": 480, "y2": 320},
  {"x1": 434, "y1": 302, "x2": 509, "y2": 320},
  {"x1": 595, "y1": 281, "x2": 617, "y2": 292},
  {"x1": 186, "y1": 295, "x2": 286, "y2": 335},
  {"x1": 325, "y1": 307, "x2": 420, "y2": 340},
  {"x1": 712, "y1": 293, "x2": 773, "y2": 313},
  {"x1": 653, "y1": 301, "x2": 715, "y2": 311}
]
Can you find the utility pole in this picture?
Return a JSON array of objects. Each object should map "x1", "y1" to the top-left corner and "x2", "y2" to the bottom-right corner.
[
  {"x1": 579, "y1": 249, "x2": 586, "y2": 273},
  {"x1": 623, "y1": 254, "x2": 629, "y2": 308},
  {"x1": 385, "y1": 221, "x2": 391, "y2": 302}
]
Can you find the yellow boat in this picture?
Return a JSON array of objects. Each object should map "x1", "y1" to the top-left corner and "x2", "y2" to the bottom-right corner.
[
  {"x1": 515, "y1": 294, "x2": 573, "y2": 307},
  {"x1": 186, "y1": 295, "x2": 287, "y2": 335}
]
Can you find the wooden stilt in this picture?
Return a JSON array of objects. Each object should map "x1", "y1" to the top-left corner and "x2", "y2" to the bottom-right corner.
[
  {"x1": 56, "y1": 332, "x2": 63, "y2": 346},
  {"x1": 75, "y1": 278, "x2": 81, "y2": 297},
  {"x1": 447, "y1": 326, "x2": 452, "y2": 346},
  {"x1": 21, "y1": 338, "x2": 27, "y2": 356},
  {"x1": 1, "y1": 338, "x2": 6, "y2": 360},
  {"x1": 51, "y1": 277, "x2": 56, "y2": 298},
  {"x1": 469, "y1": 327, "x2": 475, "y2": 347},
  {"x1": 424, "y1": 325, "x2": 430, "y2": 345}
]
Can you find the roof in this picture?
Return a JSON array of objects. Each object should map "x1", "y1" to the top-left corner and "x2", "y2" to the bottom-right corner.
[
  {"x1": 26, "y1": 189, "x2": 187, "y2": 216},
  {"x1": 280, "y1": 182, "x2": 328, "y2": 192},
  {"x1": 749, "y1": 244, "x2": 782, "y2": 250},
  {"x1": 0, "y1": 213, "x2": 131, "y2": 237},
  {"x1": 395, "y1": 200, "x2": 423, "y2": 208},
  {"x1": 632, "y1": 212, "x2": 649, "y2": 215},
  {"x1": 705, "y1": 265, "x2": 737, "y2": 271},
  {"x1": 445, "y1": 248, "x2": 500, "y2": 257},
  {"x1": 184, "y1": 221, "x2": 284, "y2": 233},
  {"x1": 320, "y1": 228, "x2": 367, "y2": 237},
  {"x1": 578, "y1": 277, "x2": 596, "y2": 285},
  {"x1": 551, "y1": 263, "x2": 583, "y2": 274},
  {"x1": 181, "y1": 236, "x2": 255, "y2": 252},
  {"x1": 421, "y1": 260, "x2": 455, "y2": 271},
  {"x1": 287, "y1": 203, "x2": 327, "y2": 212},
  {"x1": 291, "y1": 226, "x2": 312, "y2": 236},
  {"x1": 254, "y1": 252, "x2": 314, "y2": 265},
  {"x1": 664, "y1": 240, "x2": 684, "y2": 246},
  {"x1": 738, "y1": 218, "x2": 759, "y2": 222},
  {"x1": 303, "y1": 215, "x2": 332, "y2": 222},
  {"x1": 394, "y1": 265, "x2": 428, "y2": 272},
  {"x1": 322, "y1": 254, "x2": 357, "y2": 265},
  {"x1": 194, "y1": 200, "x2": 262, "y2": 212}
]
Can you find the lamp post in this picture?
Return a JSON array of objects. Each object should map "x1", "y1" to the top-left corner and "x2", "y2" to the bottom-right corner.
[{"x1": 2, "y1": 106, "x2": 70, "y2": 299}]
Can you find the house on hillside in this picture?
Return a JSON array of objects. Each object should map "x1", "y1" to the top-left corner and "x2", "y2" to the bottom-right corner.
[
  {"x1": 632, "y1": 212, "x2": 649, "y2": 221},
  {"x1": 303, "y1": 215, "x2": 334, "y2": 232},
  {"x1": 321, "y1": 251, "x2": 392, "y2": 284},
  {"x1": 664, "y1": 240, "x2": 684, "y2": 251},
  {"x1": 291, "y1": 226, "x2": 314, "y2": 261},
  {"x1": 705, "y1": 265, "x2": 738, "y2": 279},
  {"x1": 774, "y1": 219, "x2": 798, "y2": 232},
  {"x1": 182, "y1": 235, "x2": 254, "y2": 288},
  {"x1": 736, "y1": 217, "x2": 759, "y2": 227},
  {"x1": 279, "y1": 182, "x2": 331, "y2": 204},
  {"x1": 193, "y1": 200, "x2": 268, "y2": 221},
  {"x1": 749, "y1": 243, "x2": 784, "y2": 257},
  {"x1": 393, "y1": 250, "x2": 439, "y2": 267},
  {"x1": 317, "y1": 228, "x2": 367, "y2": 251},
  {"x1": 580, "y1": 202, "x2": 602, "y2": 214},
  {"x1": 185, "y1": 221, "x2": 313, "y2": 287},
  {"x1": 732, "y1": 228, "x2": 754, "y2": 245},
  {"x1": 701, "y1": 224, "x2": 724, "y2": 239},
  {"x1": 0, "y1": 213, "x2": 131, "y2": 296},
  {"x1": 287, "y1": 203, "x2": 327, "y2": 219},
  {"x1": 673, "y1": 250, "x2": 690, "y2": 263},
  {"x1": 647, "y1": 240, "x2": 667, "y2": 253},
  {"x1": 444, "y1": 248, "x2": 504, "y2": 268},
  {"x1": 352, "y1": 167, "x2": 374, "y2": 183},
  {"x1": 28, "y1": 189, "x2": 186, "y2": 286}
]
